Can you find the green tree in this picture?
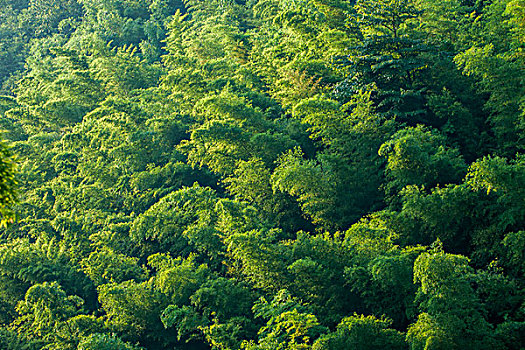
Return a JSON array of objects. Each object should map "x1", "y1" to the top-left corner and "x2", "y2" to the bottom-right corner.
[
  {"x1": 242, "y1": 290, "x2": 328, "y2": 350},
  {"x1": 345, "y1": 246, "x2": 424, "y2": 328},
  {"x1": 407, "y1": 250, "x2": 501, "y2": 350},
  {"x1": 80, "y1": 248, "x2": 145, "y2": 286},
  {"x1": 11, "y1": 281, "x2": 84, "y2": 348},
  {"x1": 336, "y1": 0, "x2": 430, "y2": 122},
  {"x1": 379, "y1": 126, "x2": 466, "y2": 196},
  {"x1": 130, "y1": 184, "x2": 220, "y2": 257},
  {"x1": 15, "y1": 45, "x2": 104, "y2": 127},
  {"x1": 454, "y1": 0, "x2": 525, "y2": 156},
  {"x1": 312, "y1": 314, "x2": 406, "y2": 350},
  {"x1": 0, "y1": 328, "x2": 35, "y2": 350},
  {"x1": 0, "y1": 138, "x2": 17, "y2": 225},
  {"x1": 77, "y1": 333, "x2": 142, "y2": 350},
  {"x1": 97, "y1": 280, "x2": 175, "y2": 348},
  {"x1": 272, "y1": 90, "x2": 395, "y2": 230}
]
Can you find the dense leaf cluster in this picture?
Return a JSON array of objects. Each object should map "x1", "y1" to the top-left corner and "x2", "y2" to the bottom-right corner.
[{"x1": 0, "y1": 0, "x2": 524, "y2": 349}]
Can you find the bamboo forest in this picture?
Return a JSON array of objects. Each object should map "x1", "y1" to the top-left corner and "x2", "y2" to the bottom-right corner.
[{"x1": 0, "y1": 0, "x2": 524, "y2": 349}]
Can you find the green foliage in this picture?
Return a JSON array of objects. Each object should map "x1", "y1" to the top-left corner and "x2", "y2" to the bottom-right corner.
[
  {"x1": 0, "y1": 328, "x2": 35, "y2": 350},
  {"x1": 379, "y1": 126, "x2": 466, "y2": 195},
  {"x1": 97, "y1": 280, "x2": 175, "y2": 347},
  {"x1": 91, "y1": 46, "x2": 162, "y2": 96},
  {"x1": 454, "y1": 0, "x2": 525, "y2": 155},
  {"x1": 0, "y1": 0, "x2": 523, "y2": 349},
  {"x1": 466, "y1": 156, "x2": 525, "y2": 231},
  {"x1": 312, "y1": 314, "x2": 406, "y2": 350},
  {"x1": 148, "y1": 253, "x2": 210, "y2": 305},
  {"x1": 0, "y1": 238, "x2": 95, "y2": 300},
  {"x1": 161, "y1": 277, "x2": 258, "y2": 349},
  {"x1": 226, "y1": 229, "x2": 291, "y2": 291},
  {"x1": 77, "y1": 333, "x2": 142, "y2": 350},
  {"x1": 500, "y1": 231, "x2": 525, "y2": 277},
  {"x1": 12, "y1": 281, "x2": 84, "y2": 345},
  {"x1": 408, "y1": 250, "x2": 501, "y2": 349},
  {"x1": 277, "y1": 90, "x2": 395, "y2": 229},
  {"x1": 15, "y1": 46, "x2": 104, "y2": 127},
  {"x1": 346, "y1": 246, "x2": 424, "y2": 328},
  {"x1": 336, "y1": 0, "x2": 430, "y2": 122},
  {"x1": 243, "y1": 290, "x2": 328, "y2": 350},
  {"x1": 224, "y1": 157, "x2": 305, "y2": 231},
  {"x1": 271, "y1": 148, "x2": 337, "y2": 228},
  {"x1": 81, "y1": 248, "x2": 145, "y2": 286},
  {"x1": 0, "y1": 138, "x2": 17, "y2": 225},
  {"x1": 131, "y1": 185, "x2": 220, "y2": 256}
]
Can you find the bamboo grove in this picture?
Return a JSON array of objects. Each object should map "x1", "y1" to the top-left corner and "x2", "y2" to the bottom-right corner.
[{"x1": 0, "y1": 0, "x2": 524, "y2": 349}]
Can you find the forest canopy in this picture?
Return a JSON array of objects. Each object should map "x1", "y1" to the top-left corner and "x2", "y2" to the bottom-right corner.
[{"x1": 0, "y1": 0, "x2": 524, "y2": 349}]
